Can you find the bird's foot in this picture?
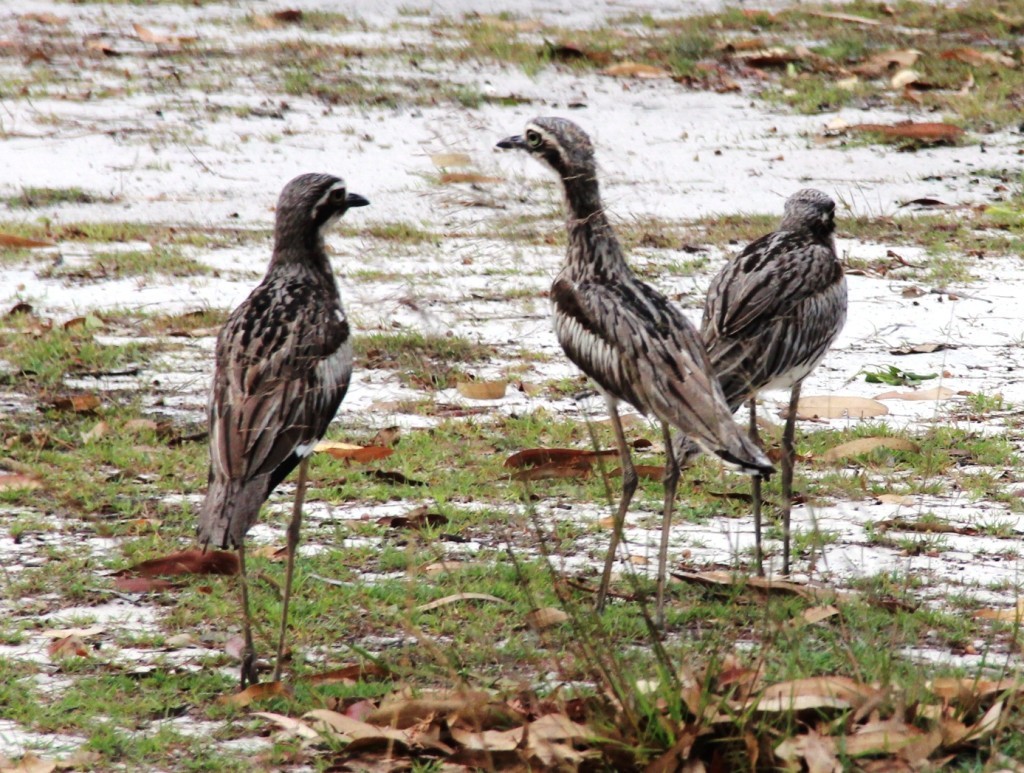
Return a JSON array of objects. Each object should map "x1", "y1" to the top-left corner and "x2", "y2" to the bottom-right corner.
[{"x1": 240, "y1": 648, "x2": 259, "y2": 689}]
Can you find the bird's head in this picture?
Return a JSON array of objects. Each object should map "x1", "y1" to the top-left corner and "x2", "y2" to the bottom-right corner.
[
  {"x1": 781, "y1": 188, "x2": 835, "y2": 237},
  {"x1": 274, "y1": 173, "x2": 369, "y2": 251},
  {"x1": 497, "y1": 117, "x2": 596, "y2": 180}
]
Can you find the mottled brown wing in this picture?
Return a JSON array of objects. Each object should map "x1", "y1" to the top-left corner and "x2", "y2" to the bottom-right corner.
[
  {"x1": 703, "y1": 231, "x2": 840, "y2": 342},
  {"x1": 552, "y1": 277, "x2": 741, "y2": 453},
  {"x1": 208, "y1": 282, "x2": 351, "y2": 485}
]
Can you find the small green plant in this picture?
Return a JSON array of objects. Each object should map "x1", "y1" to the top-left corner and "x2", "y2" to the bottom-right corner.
[
  {"x1": 863, "y1": 365, "x2": 937, "y2": 386},
  {"x1": 965, "y1": 392, "x2": 1010, "y2": 414}
]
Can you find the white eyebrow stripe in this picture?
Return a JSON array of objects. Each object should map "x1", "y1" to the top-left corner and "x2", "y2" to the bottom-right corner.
[{"x1": 310, "y1": 180, "x2": 348, "y2": 220}]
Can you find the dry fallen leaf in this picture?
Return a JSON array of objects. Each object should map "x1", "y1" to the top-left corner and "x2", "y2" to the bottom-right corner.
[
  {"x1": 456, "y1": 380, "x2": 507, "y2": 399},
  {"x1": 757, "y1": 676, "x2": 878, "y2": 712},
  {"x1": 505, "y1": 447, "x2": 617, "y2": 481},
  {"x1": 841, "y1": 718, "x2": 927, "y2": 755},
  {"x1": 809, "y1": 10, "x2": 883, "y2": 25},
  {"x1": 0, "y1": 752, "x2": 57, "y2": 773},
  {"x1": 800, "y1": 605, "x2": 840, "y2": 626},
  {"x1": 252, "y1": 711, "x2": 320, "y2": 740},
  {"x1": 132, "y1": 23, "x2": 197, "y2": 47},
  {"x1": 671, "y1": 570, "x2": 817, "y2": 600},
  {"x1": 50, "y1": 394, "x2": 101, "y2": 413},
  {"x1": 610, "y1": 464, "x2": 663, "y2": 482},
  {"x1": 928, "y1": 675, "x2": 1024, "y2": 702},
  {"x1": 600, "y1": 62, "x2": 672, "y2": 78},
  {"x1": 124, "y1": 418, "x2": 159, "y2": 433},
  {"x1": 941, "y1": 47, "x2": 1017, "y2": 68},
  {"x1": 0, "y1": 233, "x2": 55, "y2": 248},
  {"x1": 314, "y1": 440, "x2": 393, "y2": 462},
  {"x1": 796, "y1": 395, "x2": 888, "y2": 419},
  {"x1": 440, "y1": 172, "x2": 504, "y2": 185},
  {"x1": 416, "y1": 592, "x2": 508, "y2": 612},
  {"x1": 528, "y1": 713, "x2": 590, "y2": 742},
  {"x1": 80, "y1": 420, "x2": 109, "y2": 444},
  {"x1": 112, "y1": 576, "x2": 177, "y2": 593},
  {"x1": 47, "y1": 635, "x2": 89, "y2": 659},
  {"x1": 217, "y1": 681, "x2": 292, "y2": 707},
  {"x1": 20, "y1": 12, "x2": 68, "y2": 26},
  {"x1": 303, "y1": 708, "x2": 412, "y2": 745},
  {"x1": 421, "y1": 560, "x2": 488, "y2": 577},
  {"x1": 875, "y1": 517, "x2": 975, "y2": 536},
  {"x1": 0, "y1": 472, "x2": 43, "y2": 492},
  {"x1": 377, "y1": 507, "x2": 448, "y2": 530},
  {"x1": 873, "y1": 385, "x2": 956, "y2": 401},
  {"x1": 449, "y1": 726, "x2": 521, "y2": 751},
  {"x1": 848, "y1": 122, "x2": 965, "y2": 143},
  {"x1": 822, "y1": 436, "x2": 919, "y2": 462},
  {"x1": 889, "y1": 342, "x2": 950, "y2": 355},
  {"x1": 510, "y1": 459, "x2": 594, "y2": 481},
  {"x1": 731, "y1": 47, "x2": 801, "y2": 67},
  {"x1": 304, "y1": 663, "x2": 391, "y2": 685},
  {"x1": 876, "y1": 493, "x2": 915, "y2": 506},
  {"x1": 526, "y1": 607, "x2": 569, "y2": 630},
  {"x1": 367, "y1": 688, "x2": 506, "y2": 728},
  {"x1": 114, "y1": 549, "x2": 239, "y2": 578},
  {"x1": 505, "y1": 447, "x2": 615, "y2": 468},
  {"x1": 41, "y1": 626, "x2": 104, "y2": 639},
  {"x1": 973, "y1": 599, "x2": 1024, "y2": 623},
  {"x1": 853, "y1": 48, "x2": 920, "y2": 77},
  {"x1": 85, "y1": 40, "x2": 120, "y2": 56},
  {"x1": 890, "y1": 69, "x2": 921, "y2": 89},
  {"x1": 430, "y1": 152, "x2": 473, "y2": 168}
]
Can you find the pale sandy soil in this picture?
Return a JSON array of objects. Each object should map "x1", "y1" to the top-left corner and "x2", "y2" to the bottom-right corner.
[{"x1": 1, "y1": 0, "x2": 1023, "y2": 761}]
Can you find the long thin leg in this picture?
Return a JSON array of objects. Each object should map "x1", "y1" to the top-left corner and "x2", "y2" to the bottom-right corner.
[
  {"x1": 237, "y1": 542, "x2": 258, "y2": 689},
  {"x1": 595, "y1": 400, "x2": 638, "y2": 613},
  {"x1": 781, "y1": 383, "x2": 802, "y2": 575},
  {"x1": 656, "y1": 422, "x2": 680, "y2": 629},
  {"x1": 749, "y1": 398, "x2": 764, "y2": 576},
  {"x1": 273, "y1": 456, "x2": 309, "y2": 683}
]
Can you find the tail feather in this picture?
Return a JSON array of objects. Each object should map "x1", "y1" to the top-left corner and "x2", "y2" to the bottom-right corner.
[
  {"x1": 672, "y1": 420, "x2": 774, "y2": 478},
  {"x1": 711, "y1": 438, "x2": 774, "y2": 478},
  {"x1": 196, "y1": 476, "x2": 269, "y2": 550}
]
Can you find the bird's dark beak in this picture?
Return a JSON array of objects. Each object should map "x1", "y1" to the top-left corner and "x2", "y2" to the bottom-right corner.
[
  {"x1": 345, "y1": 192, "x2": 370, "y2": 209},
  {"x1": 496, "y1": 135, "x2": 526, "y2": 151}
]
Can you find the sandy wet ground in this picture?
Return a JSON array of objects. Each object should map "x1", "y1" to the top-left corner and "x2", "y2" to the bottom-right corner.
[{"x1": 2, "y1": 0, "x2": 1023, "y2": 762}]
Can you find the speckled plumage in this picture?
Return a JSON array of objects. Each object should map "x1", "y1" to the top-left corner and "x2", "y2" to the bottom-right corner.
[
  {"x1": 677, "y1": 188, "x2": 847, "y2": 574},
  {"x1": 498, "y1": 117, "x2": 773, "y2": 624},
  {"x1": 196, "y1": 172, "x2": 368, "y2": 685},
  {"x1": 701, "y1": 188, "x2": 847, "y2": 408},
  {"x1": 197, "y1": 173, "x2": 365, "y2": 550}
]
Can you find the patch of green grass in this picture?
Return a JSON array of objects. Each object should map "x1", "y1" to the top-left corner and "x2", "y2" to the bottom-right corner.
[
  {"x1": 430, "y1": 0, "x2": 1024, "y2": 133},
  {"x1": 0, "y1": 317, "x2": 151, "y2": 388},
  {"x1": 43, "y1": 247, "x2": 211, "y2": 281},
  {"x1": 353, "y1": 222, "x2": 438, "y2": 244},
  {"x1": 3, "y1": 187, "x2": 115, "y2": 209},
  {"x1": 283, "y1": 64, "x2": 399, "y2": 107},
  {"x1": 450, "y1": 18, "x2": 552, "y2": 76},
  {"x1": 799, "y1": 423, "x2": 1020, "y2": 504},
  {"x1": 3, "y1": 378, "x2": 1023, "y2": 767},
  {"x1": 0, "y1": 220, "x2": 267, "y2": 249},
  {"x1": 138, "y1": 307, "x2": 229, "y2": 336},
  {"x1": 964, "y1": 392, "x2": 1011, "y2": 414},
  {"x1": 353, "y1": 330, "x2": 493, "y2": 389}
]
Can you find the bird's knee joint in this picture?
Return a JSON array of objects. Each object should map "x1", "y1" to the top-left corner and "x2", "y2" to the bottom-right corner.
[{"x1": 623, "y1": 469, "x2": 639, "y2": 493}]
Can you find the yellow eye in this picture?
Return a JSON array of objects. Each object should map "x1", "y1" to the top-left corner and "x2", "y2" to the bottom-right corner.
[{"x1": 525, "y1": 130, "x2": 542, "y2": 148}]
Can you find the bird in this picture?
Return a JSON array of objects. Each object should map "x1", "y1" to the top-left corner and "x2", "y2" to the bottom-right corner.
[
  {"x1": 497, "y1": 117, "x2": 774, "y2": 626},
  {"x1": 196, "y1": 172, "x2": 369, "y2": 687},
  {"x1": 675, "y1": 188, "x2": 847, "y2": 576}
]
